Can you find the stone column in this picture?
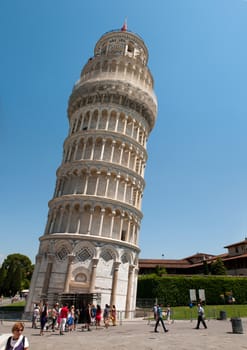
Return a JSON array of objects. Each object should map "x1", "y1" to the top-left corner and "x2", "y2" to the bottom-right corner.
[
  {"x1": 96, "y1": 113, "x2": 100, "y2": 129},
  {"x1": 136, "y1": 123, "x2": 140, "y2": 142},
  {"x1": 74, "y1": 116, "x2": 80, "y2": 132},
  {"x1": 94, "y1": 171, "x2": 101, "y2": 195},
  {"x1": 90, "y1": 139, "x2": 95, "y2": 160},
  {"x1": 105, "y1": 114, "x2": 110, "y2": 130},
  {"x1": 73, "y1": 141, "x2": 79, "y2": 161},
  {"x1": 64, "y1": 253, "x2": 75, "y2": 293},
  {"x1": 76, "y1": 208, "x2": 83, "y2": 234},
  {"x1": 133, "y1": 154, "x2": 137, "y2": 172},
  {"x1": 126, "y1": 218, "x2": 131, "y2": 242},
  {"x1": 127, "y1": 147, "x2": 132, "y2": 168},
  {"x1": 83, "y1": 172, "x2": 89, "y2": 194},
  {"x1": 67, "y1": 145, "x2": 73, "y2": 162},
  {"x1": 41, "y1": 253, "x2": 54, "y2": 298},
  {"x1": 98, "y1": 208, "x2": 105, "y2": 236},
  {"x1": 104, "y1": 172, "x2": 111, "y2": 196},
  {"x1": 89, "y1": 258, "x2": 99, "y2": 293},
  {"x1": 100, "y1": 139, "x2": 106, "y2": 160},
  {"x1": 57, "y1": 208, "x2": 64, "y2": 232},
  {"x1": 88, "y1": 111, "x2": 92, "y2": 129},
  {"x1": 44, "y1": 212, "x2": 52, "y2": 234},
  {"x1": 136, "y1": 221, "x2": 141, "y2": 244},
  {"x1": 25, "y1": 254, "x2": 42, "y2": 313},
  {"x1": 110, "y1": 140, "x2": 116, "y2": 162},
  {"x1": 123, "y1": 116, "x2": 128, "y2": 134},
  {"x1": 110, "y1": 261, "x2": 121, "y2": 307},
  {"x1": 81, "y1": 140, "x2": 86, "y2": 159},
  {"x1": 125, "y1": 264, "x2": 135, "y2": 318},
  {"x1": 123, "y1": 179, "x2": 129, "y2": 203},
  {"x1": 114, "y1": 113, "x2": 120, "y2": 132},
  {"x1": 48, "y1": 210, "x2": 56, "y2": 234},
  {"x1": 79, "y1": 114, "x2": 85, "y2": 131},
  {"x1": 109, "y1": 211, "x2": 115, "y2": 238},
  {"x1": 65, "y1": 207, "x2": 72, "y2": 233},
  {"x1": 119, "y1": 214, "x2": 124, "y2": 240},
  {"x1": 87, "y1": 208, "x2": 94, "y2": 234},
  {"x1": 119, "y1": 143, "x2": 125, "y2": 164},
  {"x1": 131, "y1": 119, "x2": 135, "y2": 138},
  {"x1": 114, "y1": 174, "x2": 120, "y2": 200}
]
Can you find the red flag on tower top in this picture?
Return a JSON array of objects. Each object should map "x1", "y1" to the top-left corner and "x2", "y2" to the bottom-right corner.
[{"x1": 121, "y1": 19, "x2": 127, "y2": 31}]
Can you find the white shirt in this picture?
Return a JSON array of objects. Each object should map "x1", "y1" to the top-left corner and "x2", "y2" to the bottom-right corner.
[{"x1": 9, "y1": 335, "x2": 29, "y2": 349}]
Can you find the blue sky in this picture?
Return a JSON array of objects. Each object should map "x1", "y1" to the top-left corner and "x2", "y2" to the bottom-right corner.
[{"x1": 1, "y1": 0, "x2": 247, "y2": 264}]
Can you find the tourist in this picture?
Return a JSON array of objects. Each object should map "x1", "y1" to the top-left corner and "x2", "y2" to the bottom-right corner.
[
  {"x1": 166, "y1": 304, "x2": 171, "y2": 324},
  {"x1": 153, "y1": 304, "x2": 158, "y2": 320},
  {"x1": 32, "y1": 303, "x2": 40, "y2": 329},
  {"x1": 91, "y1": 304, "x2": 97, "y2": 326},
  {"x1": 111, "y1": 305, "x2": 117, "y2": 326},
  {"x1": 51, "y1": 303, "x2": 59, "y2": 331},
  {"x1": 40, "y1": 301, "x2": 48, "y2": 336},
  {"x1": 195, "y1": 303, "x2": 207, "y2": 329},
  {"x1": 95, "y1": 304, "x2": 102, "y2": 328},
  {"x1": 67, "y1": 306, "x2": 74, "y2": 332},
  {"x1": 85, "y1": 304, "x2": 92, "y2": 331},
  {"x1": 59, "y1": 303, "x2": 69, "y2": 335},
  {"x1": 154, "y1": 304, "x2": 168, "y2": 333},
  {"x1": 5, "y1": 322, "x2": 29, "y2": 350},
  {"x1": 103, "y1": 304, "x2": 110, "y2": 328}
]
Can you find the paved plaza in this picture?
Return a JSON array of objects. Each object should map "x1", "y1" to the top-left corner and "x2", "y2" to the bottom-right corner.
[{"x1": 0, "y1": 318, "x2": 246, "y2": 350}]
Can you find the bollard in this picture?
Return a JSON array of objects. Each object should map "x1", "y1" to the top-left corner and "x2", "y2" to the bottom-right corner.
[
  {"x1": 231, "y1": 318, "x2": 244, "y2": 334},
  {"x1": 219, "y1": 311, "x2": 227, "y2": 320}
]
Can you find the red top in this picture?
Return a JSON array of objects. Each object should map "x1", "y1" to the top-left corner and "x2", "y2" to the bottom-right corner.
[{"x1": 60, "y1": 306, "x2": 68, "y2": 318}]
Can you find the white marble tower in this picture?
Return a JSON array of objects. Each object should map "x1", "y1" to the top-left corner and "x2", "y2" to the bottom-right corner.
[{"x1": 26, "y1": 24, "x2": 157, "y2": 316}]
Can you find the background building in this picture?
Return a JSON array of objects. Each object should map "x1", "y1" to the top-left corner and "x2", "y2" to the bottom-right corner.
[
  {"x1": 25, "y1": 25, "x2": 157, "y2": 316},
  {"x1": 139, "y1": 238, "x2": 247, "y2": 276}
]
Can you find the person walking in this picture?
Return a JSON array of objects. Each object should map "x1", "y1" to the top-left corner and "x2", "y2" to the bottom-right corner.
[
  {"x1": 59, "y1": 303, "x2": 69, "y2": 335},
  {"x1": 166, "y1": 304, "x2": 172, "y2": 324},
  {"x1": 95, "y1": 304, "x2": 102, "y2": 328},
  {"x1": 85, "y1": 304, "x2": 92, "y2": 331},
  {"x1": 5, "y1": 322, "x2": 29, "y2": 350},
  {"x1": 40, "y1": 301, "x2": 48, "y2": 336},
  {"x1": 195, "y1": 303, "x2": 207, "y2": 329},
  {"x1": 153, "y1": 304, "x2": 158, "y2": 320},
  {"x1": 154, "y1": 304, "x2": 168, "y2": 333},
  {"x1": 91, "y1": 304, "x2": 97, "y2": 326},
  {"x1": 111, "y1": 305, "x2": 117, "y2": 326},
  {"x1": 51, "y1": 303, "x2": 59, "y2": 331},
  {"x1": 103, "y1": 304, "x2": 110, "y2": 328},
  {"x1": 32, "y1": 304, "x2": 40, "y2": 329}
]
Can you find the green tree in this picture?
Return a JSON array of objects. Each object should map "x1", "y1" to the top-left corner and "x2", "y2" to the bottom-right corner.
[
  {"x1": 155, "y1": 265, "x2": 167, "y2": 277},
  {"x1": 210, "y1": 257, "x2": 227, "y2": 275},
  {"x1": 0, "y1": 254, "x2": 34, "y2": 296}
]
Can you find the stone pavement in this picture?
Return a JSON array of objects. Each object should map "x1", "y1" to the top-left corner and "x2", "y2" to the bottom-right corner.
[{"x1": 0, "y1": 318, "x2": 246, "y2": 350}]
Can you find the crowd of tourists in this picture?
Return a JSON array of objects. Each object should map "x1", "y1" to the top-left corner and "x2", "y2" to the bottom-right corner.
[{"x1": 31, "y1": 302, "x2": 117, "y2": 335}]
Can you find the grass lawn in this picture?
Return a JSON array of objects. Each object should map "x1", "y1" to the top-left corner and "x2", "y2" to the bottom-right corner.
[
  {"x1": 170, "y1": 304, "x2": 247, "y2": 320},
  {"x1": 3, "y1": 301, "x2": 26, "y2": 308},
  {"x1": 0, "y1": 300, "x2": 25, "y2": 312}
]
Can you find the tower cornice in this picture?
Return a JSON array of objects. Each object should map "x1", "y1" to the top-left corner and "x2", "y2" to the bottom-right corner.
[{"x1": 68, "y1": 80, "x2": 157, "y2": 131}]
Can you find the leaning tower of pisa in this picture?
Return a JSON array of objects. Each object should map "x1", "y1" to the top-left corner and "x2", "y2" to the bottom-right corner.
[{"x1": 26, "y1": 24, "x2": 157, "y2": 316}]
